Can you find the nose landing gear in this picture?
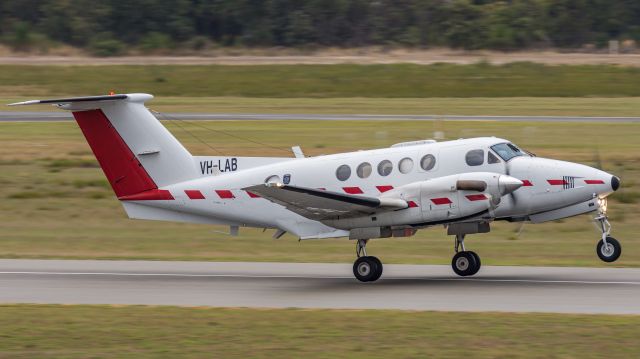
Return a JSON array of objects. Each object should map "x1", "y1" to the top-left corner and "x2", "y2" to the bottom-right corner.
[
  {"x1": 595, "y1": 211, "x2": 621, "y2": 262},
  {"x1": 451, "y1": 234, "x2": 481, "y2": 276},
  {"x1": 352, "y1": 239, "x2": 383, "y2": 282}
]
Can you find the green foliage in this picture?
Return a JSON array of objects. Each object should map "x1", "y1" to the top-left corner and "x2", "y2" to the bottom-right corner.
[
  {"x1": 88, "y1": 33, "x2": 125, "y2": 57},
  {"x1": 1, "y1": 0, "x2": 640, "y2": 51},
  {"x1": 139, "y1": 32, "x2": 174, "y2": 53}
]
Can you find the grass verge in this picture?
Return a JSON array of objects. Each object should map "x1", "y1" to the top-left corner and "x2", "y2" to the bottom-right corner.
[
  {"x1": 1, "y1": 120, "x2": 639, "y2": 266},
  {"x1": 4, "y1": 96, "x2": 640, "y2": 118},
  {"x1": 1, "y1": 304, "x2": 639, "y2": 358},
  {"x1": 3, "y1": 63, "x2": 640, "y2": 97}
]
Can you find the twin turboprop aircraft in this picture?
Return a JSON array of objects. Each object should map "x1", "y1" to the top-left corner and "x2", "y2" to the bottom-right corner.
[{"x1": 9, "y1": 94, "x2": 622, "y2": 282}]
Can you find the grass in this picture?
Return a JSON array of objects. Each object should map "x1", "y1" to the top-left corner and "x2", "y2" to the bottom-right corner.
[
  {"x1": 1, "y1": 119, "x2": 639, "y2": 266},
  {"x1": 5, "y1": 96, "x2": 640, "y2": 117},
  {"x1": 1, "y1": 304, "x2": 639, "y2": 358},
  {"x1": 4, "y1": 63, "x2": 640, "y2": 97}
]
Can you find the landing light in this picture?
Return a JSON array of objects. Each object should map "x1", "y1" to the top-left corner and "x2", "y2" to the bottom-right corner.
[{"x1": 598, "y1": 197, "x2": 608, "y2": 214}]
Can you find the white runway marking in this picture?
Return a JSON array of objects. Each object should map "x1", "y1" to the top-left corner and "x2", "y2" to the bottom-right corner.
[{"x1": 2, "y1": 270, "x2": 640, "y2": 285}]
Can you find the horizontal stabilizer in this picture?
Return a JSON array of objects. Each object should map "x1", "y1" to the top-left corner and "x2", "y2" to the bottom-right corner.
[{"x1": 8, "y1": 94, "x2": 129, "y2": 106}]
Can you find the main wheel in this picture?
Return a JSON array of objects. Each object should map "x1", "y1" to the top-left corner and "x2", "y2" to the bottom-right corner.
[
  {"x1": 369, "y1": 256, "x2": 383, "y2": 282},
  {"x1": 353, "y1": 256, "x2": 380, "y2": 282},
  {"x1": 451, "y1": 251, "x2": 478, "y2": 277},
  {"x1": 467, "y1": 251, "x2": 481, "y2": 276},
  {"x1": 597, "y1": 237, "x2": 621, "y2": 263}
]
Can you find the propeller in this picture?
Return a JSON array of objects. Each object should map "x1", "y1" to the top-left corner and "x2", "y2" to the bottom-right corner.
[
  {"x1": 503, "y1": 159, "x2": 530, "y2": 238},
  {"x1": 593, "y1": 146, "x2": 603, "y2": 170}
]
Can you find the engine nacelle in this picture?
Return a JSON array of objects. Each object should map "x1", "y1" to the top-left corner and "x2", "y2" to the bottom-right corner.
[{"x1": 324, "y1": 172, "x2": 522, "y2": 231}]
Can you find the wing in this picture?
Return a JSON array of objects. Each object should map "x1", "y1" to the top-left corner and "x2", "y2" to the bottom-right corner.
[{"x1": 244, "y1": 183, "x2": 407, "y2": 220}]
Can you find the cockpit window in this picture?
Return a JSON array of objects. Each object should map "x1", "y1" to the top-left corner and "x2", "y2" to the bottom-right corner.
[
  {"x1": 490, "y1": 143, "x2": 528, "y2": 162},
  {"x1": 488, "y1": 151, "x2": 501, "y2": 164}
]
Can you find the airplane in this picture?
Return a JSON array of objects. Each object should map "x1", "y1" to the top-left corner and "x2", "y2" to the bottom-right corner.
[{"x1": 9, "y1": 93, "x2": 622, "y2": 282}]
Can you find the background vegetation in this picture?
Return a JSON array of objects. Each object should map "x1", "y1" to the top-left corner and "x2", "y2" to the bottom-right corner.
[{"x1": 2, "y1": 0, "x2": 640, "y2": 55}]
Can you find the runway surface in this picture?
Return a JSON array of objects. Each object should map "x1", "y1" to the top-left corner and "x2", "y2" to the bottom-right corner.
[
  {"x1": 1, "y1": 111, "x2": 640, "y2": 123},
  {"x1": 1, "y1": 259, "x2": 639, "y2": 314}
]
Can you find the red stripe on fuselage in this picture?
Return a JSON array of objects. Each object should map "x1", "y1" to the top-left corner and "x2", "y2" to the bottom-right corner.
[
  {"x1": 185, "y1": 190, "x2": 205, "y2": 199},
  {"x1": 376, "y1": 185, "x2": 394, "y2": 193},
  {"x1": 547, "y1": 179, "x2": 567, "y2": 185},
  {"x1": 431, "y1": 197, "x2": 452, "y2": 205},
  {"x1": 245, "y1": 190, "x2": 261, "y2": 198},
  {"x1": 216, "y1": 190, "x2": 235, "y2": 199},
  {"x1": 73, "y1": 110, "x2": 157, "y2": 198},
  {"x1": 343, "y1": 187, "x2": 364, "y2": 194},
  {"x1": 521, "y1": 180, "x2": 533, "y2": 186},
  {"x1": 119, "y1": 189, "x2": 174, "y2": 201},
  {"x1": 584, "y1": 180, "x2": 605, "y2": 184},
  {"x1": 465, "y1": 194, "x2": 488, "y2": 201}
]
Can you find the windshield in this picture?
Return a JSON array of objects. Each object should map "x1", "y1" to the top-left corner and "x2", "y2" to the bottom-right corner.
[{"x1": 490, "y1": 143, "x2": 528, "y2": 162}]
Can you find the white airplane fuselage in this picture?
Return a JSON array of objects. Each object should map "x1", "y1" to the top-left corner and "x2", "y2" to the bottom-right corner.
[{"x1": 130, "y1": 137, "x2": 617, "y2": 239}]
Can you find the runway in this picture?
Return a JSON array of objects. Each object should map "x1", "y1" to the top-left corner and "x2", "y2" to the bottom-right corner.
[
  {"x1": 1, "y1": 259, "x2": 639, "y2": 314},
  {"x1": 1, "y1": 111, "x2": 640, "y2": 123}
]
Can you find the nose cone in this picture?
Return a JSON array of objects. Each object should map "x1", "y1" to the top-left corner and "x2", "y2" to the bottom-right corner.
[
  {"x1": 611, "y1": 176, "x2": 620, "y2": 191},
  {"x1": 498, "y1": 175, "x2": 524, "y2": 195}
]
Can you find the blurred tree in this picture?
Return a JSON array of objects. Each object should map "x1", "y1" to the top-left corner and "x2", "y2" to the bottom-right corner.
[
  {"x1": 485, "y1": 0, "x2": 547, "y2": 50},
  {"x1": 1, "y1": 0, "x2": 640, "y2": 52},
  {"x1": 442, "y1": 0, "x2": 487, "y2": 50}
]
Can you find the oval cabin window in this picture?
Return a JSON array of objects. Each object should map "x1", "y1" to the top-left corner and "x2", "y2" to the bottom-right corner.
[
  {"x1": 357, "y1": 162, "x2": 372, "y2": 178},
  {"x1": 420, "y1": 154, "x2": 436, "y2": 171},
  {"x1": 399, "y1": 157, "x2": 414, "y2": 174},
  {"x1": 465, "y1": 150, "x2": 485, "y2": 166},
  {"x1": 377, "y1": 160, "x2": 393, "y2": 176},
  {"x1": 336, "y1": 164, "x2": 351, "y2": 181}
]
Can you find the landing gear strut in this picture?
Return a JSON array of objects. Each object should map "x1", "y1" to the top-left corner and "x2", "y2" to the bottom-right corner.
[
  {"x1": 595, "y1": 208, "x2": 621, "y2": 262},
  {"x1": 352, "y1": 239, "x2": 383, "y2": 282},
  {"x1": 451, "y1": 234, "x2": 481, "y2": 277}
]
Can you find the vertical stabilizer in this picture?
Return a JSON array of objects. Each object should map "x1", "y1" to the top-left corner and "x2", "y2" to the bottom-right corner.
[{"x1": 10, "y1": 94, "x2": 197, "y2": 198}]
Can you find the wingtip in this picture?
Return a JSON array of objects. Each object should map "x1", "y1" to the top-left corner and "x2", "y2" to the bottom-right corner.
[{"x1": 7, "y1": 100, "x2": 41, "y2": 106}]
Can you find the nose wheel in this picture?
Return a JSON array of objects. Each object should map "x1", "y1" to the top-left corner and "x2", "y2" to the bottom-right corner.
[
  {"x1": 597, "y1": 237, "x2": 621, "y2": 262},
  {"x1": 451, "y1": 234, "x2": 481, "y2": 276},
  {"x1": 352, "y1": 239, "x2": 383, "y2": 282},
  {"x1": 595, "y1": 212, "x2": 622, "y2": 263}
]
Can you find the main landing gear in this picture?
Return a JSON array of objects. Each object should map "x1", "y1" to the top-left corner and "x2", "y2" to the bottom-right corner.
[
  {"x1": 451, "y1": 234, "x2": 481, "y2": 277},
  {"x1": 352, "y1": 239, "x2": 383, "y2": 282},
  {"x1": 595, "y1": 211, "x2": 621, "y2": 263}
]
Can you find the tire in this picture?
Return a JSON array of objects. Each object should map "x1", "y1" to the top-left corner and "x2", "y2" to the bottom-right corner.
[
  {"x1": 451, "y1": 251, "x2": 478, "y2": 277},
  {"x1": 597, "y1": 237, "x2": 621, "y2": 263},
  {"x1": 369, "y1": 256, "x2": 383, "y2": 282},
  {"x1": 353, "y1": 256, "x2": 379, "y2": 282},
  {"x1": 467, "y1": 251, "x2": 481, "y2": 276}
]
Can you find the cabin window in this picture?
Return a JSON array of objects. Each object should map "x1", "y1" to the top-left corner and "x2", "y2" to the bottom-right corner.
[
  {"x1": 265, "y1": 175, "x2": 281, "y2": 184},
  {"x1": 420, "y1": 154, "x2": 436, "y2": 171},
  {"x1": 377, "y1": 160, "x2": 393, "y2": 176},
  {"x1": 399, "y1": 157, "x2": 414, "y2": 174},
  {"x1": 465, "y1": 149, "x2": 485, "y2": 166},
  {"x1": 488, "y1": 151, "x2": 501, "y2": 164},
  {"x1": 357, "y1": 162, "x2": 372, "y2": 178},
  {"x1": 336, "y1": 164, "x2": 351, "y2": 181}
]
